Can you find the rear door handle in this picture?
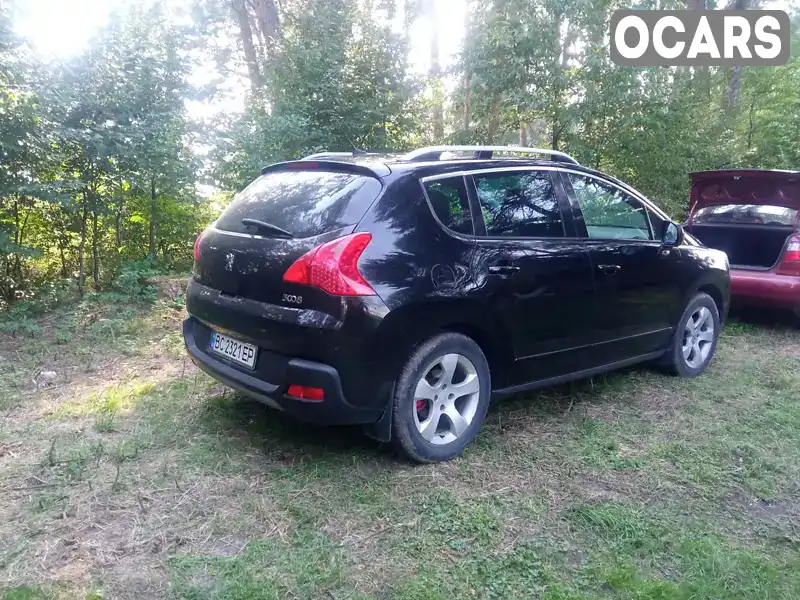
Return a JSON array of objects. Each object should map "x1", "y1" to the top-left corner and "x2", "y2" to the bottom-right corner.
[{"x1": 597, "y1": 264, "x2": 621, "y2": 275}]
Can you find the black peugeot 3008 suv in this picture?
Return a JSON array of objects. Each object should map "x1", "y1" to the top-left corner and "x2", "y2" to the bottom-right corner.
[{"x1": 184, "y1": 146, "x2": 730, "y2": 462}]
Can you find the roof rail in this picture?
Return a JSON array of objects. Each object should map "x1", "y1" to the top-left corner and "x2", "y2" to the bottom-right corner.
[
  {"x1": 260, "y1": 159, "x2": 389, "y2": 178},
  {"x1": 302, "y1": 149, "x2": 386, "y2": 160},
  {"x1": 400, "y1": 145, "x2": 579, "y2": 165},
  {"x1": 302, "y1": 152, "x2": 357, "y2": 160}
]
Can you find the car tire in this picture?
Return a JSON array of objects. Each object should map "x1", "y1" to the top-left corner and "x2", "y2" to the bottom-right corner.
[
  {"x1": 391, "y1": 332, "x2": 491, "y2": 463},
  {"x1": 662, "y1": 292, "x2": 721, "y2": 377}
]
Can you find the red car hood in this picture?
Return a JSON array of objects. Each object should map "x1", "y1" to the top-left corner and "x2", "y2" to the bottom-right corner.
[{"x1": 689, "y1": 169, "x2": 800, "y2": 213}]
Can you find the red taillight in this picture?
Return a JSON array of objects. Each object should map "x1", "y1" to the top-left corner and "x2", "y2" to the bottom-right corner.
[
  {"x1": 282, "y1": 232, "x2": 375, "y2": 296},
  {"x1": 776, "y1": 234, "x2": 800, "y2": 276},
  {"x1": 286, "y1": 384, "x2": 325, "y2": 401},
  {"x1": 193, "y1": 231, "x2": 205, "y2": 262}
]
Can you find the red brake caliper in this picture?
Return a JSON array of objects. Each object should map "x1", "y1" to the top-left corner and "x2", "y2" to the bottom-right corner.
[{"x1": 416, "y1": 399, "x2": 426, "y2": 412}]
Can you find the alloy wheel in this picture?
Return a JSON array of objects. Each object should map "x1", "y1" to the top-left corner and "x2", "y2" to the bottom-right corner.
[
  {"x1": 682, "y1": 306, "x2": 715, "y2": 369},
  {"x1": 413, "y1": 353, "x2": 481, "y2": 445}
]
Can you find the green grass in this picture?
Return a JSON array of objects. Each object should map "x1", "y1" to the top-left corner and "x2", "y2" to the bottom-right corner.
[{"x1": 1, "y1": 306, "x2": 799, "y2": 599}]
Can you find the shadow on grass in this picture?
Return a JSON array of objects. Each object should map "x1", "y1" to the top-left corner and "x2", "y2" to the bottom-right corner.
[
  {"x1": 176, "y1": 362, "x2": 662, "y2": 471},
  {"x1": 198, "y1": 388, "x2": 385, "y2": 455},
  {"x1": 126, "y1": 309, "x2": 799, "y2": 472}
]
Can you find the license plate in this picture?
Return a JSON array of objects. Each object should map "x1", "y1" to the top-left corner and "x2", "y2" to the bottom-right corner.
[{"x1": 208, "y1": 331, "x2": 258, "y2": 369}]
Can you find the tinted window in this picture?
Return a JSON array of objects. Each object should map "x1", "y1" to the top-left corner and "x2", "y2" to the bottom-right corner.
[
  {"x1": 474, "y1": 171, "x2": 564, "y2": 238},
  {"x1": 647, "y1": 209, "x2": 668, "y2": 240},
  {"x1": 566, "y1": 173, "x2": 652, "y2": 240},
  {"x1": 216, "y1": 170, "x2": 381, "y2": 238},
  {"x1": 424, "y1": 177, "x2": 474, "y2": 235},
  {"x1": 693, "y1": 204, "x2": 798, "y2": 227}
]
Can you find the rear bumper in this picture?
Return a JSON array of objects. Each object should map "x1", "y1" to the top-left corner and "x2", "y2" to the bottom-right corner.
[
  {"x1": 730, "y1": 269, "x2": 800, "y2": 310},
  {"x1": 183, "y1": 317, "x2": 384, "y2": 425}
]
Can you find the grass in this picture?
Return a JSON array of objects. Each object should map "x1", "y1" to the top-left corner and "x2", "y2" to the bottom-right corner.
[{"x1": 1, "y1": 297, "x2": 799, "y2": 599}]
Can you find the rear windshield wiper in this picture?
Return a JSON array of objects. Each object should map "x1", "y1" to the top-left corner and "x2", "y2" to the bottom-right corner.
[{"x1": 241, "y1": 218, "x2": 294, "y2": 238}]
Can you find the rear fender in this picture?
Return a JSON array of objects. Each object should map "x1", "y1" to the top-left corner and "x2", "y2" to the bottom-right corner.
[
  {"x1": 361, "y1": 301, "x2": 512, "y2": 443},
  {"x1": 369, "y1": 299, "x2": 512, "y2": 390}
]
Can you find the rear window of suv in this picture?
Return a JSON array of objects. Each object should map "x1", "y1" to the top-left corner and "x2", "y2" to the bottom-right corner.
[
  {"x1": 216, "y1": 170, "x2": 382, "y2": 238},
  {"x1": 423, "y1": 177, "x2": 474, "y2": 235},
  {"x1": 693, "y1": 204, "x2": 798, "y2": 227}
]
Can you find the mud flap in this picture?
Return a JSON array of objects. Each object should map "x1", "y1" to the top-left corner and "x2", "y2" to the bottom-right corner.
[{"x1": 361, "y1": 382, "x2": 394, "y2": 442}]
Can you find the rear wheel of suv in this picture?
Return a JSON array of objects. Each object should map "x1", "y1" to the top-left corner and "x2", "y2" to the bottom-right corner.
[
  {"x1": 663, "y1": 292, "x2": 720, "y2": 377},
  {"x1": 391, "y1": 332, "x2": 491, "y2": 463}
]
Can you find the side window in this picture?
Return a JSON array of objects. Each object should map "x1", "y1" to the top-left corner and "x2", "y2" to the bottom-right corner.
[
  {"x1": 647, "y1": 209, "x2": 668, "y2": 240},
  {"x1": 566, "y1": 173, "x2": 652, "y2": 241},
  {"x1": 474, "y1": 170, "x2": 564, "y2": 238},
  {"x1": 423, "y1": 177, "x2": 474, "y2": 235}
]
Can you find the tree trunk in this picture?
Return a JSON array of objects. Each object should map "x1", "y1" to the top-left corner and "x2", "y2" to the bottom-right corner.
[
  {"x1": 59, "y1": 245, "x2": 68, "y2": 279},
  {"x1": 724, "y1": 67, "x2": 743, "y2": 113},
  {"x1": 149, "y1": 177, "x2": 157, "y2": 256},
  {"x1": 115, "y1": 177, "x2": 123, "y2": 250},
  {"x1": 723, "y1": 0, "x2": 748, "y2": 111},
  {"x1": 487, "y1": 99, "x2": 500, "y2": 143},
  {"x1": 463, "y1": 73, "x2": 471, "y2": 133},
  {"x1": 427, "y1": 0, "x2": 444, "y2": 140},
  {"x1": 252, "y1": 0, "x2": 281, "y2": 50},
  {"x1": 3, "y1": 257, "x2": 11, "y2": 305},
  {"x1": 91, "y1": 210, "x2": 100, "y2": 291},
  {"x1": 77, "y1": 196, "x2": 88, "y2": 298},
  {"x1": 519, "y1": 122, "x2": 528, "y2": 146},
  {"x1": 115, "y1": 210, "x2": 123, "y2": 250},
  {"x1": 230, "y1": 0, "x2": 265, "y2": 93},
  {"x1": 549, "y1": 16, "x2": 575, "y2": 152},
  {"x1": 12, "y1": 199, "x2": 22, "y2": 286}
]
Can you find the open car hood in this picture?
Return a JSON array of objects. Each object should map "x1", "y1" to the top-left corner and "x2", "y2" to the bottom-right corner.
[{"x1": 690, "y1": 169, "x2": 800, "y2": 214}]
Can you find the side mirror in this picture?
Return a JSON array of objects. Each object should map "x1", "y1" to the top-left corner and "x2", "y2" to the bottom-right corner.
[{"x1": 662, "y1": 221, "x2": 683, "y2": 247}]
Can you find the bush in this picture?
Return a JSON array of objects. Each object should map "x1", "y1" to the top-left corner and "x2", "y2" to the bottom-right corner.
[
  {"x1": 0, "y1": 301, "x2": 43, "y2": 336},
  {"x1": 0, "y1": 278, "x2": 79, "y2": 335},
  {"x1": 109, "y1": 257, "x2": 164, "y2": 302}
]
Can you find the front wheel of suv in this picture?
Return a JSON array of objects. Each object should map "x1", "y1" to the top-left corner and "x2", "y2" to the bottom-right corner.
[
  {"x1": 391, "y1": 332, "x2": 492, "y2": 463},
  {"x1": 662, "y1": 292, "x2": 721, "y2": 377}
]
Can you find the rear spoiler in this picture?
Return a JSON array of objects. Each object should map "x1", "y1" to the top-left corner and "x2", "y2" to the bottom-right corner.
[{"x1": 261, "y1": 160, "x2": 390, "y2": 179}]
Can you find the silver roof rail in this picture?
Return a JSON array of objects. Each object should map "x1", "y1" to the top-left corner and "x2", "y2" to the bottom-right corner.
[
  {"x1": 400, "y1": 145, "x2": 579, "y2": 165},
  {"x1": 302, "y1": 152, "x2": 359, "y2": 160},
  {"x1": 302, "y1": 150, "x2": 388, "y2": 160}
]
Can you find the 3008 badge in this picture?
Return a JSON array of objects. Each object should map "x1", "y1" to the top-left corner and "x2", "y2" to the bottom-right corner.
[{"x1": 282, "y1": 293, "x2": 303, "y2": 305}]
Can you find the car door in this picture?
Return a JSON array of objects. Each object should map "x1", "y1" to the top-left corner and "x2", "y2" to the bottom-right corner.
[
  {"x1": 468, "y1": 167, "x2": 597, "y2": 386},
  {"x1": 559, "y1": 170, "x2": 682, "y2": 362}
]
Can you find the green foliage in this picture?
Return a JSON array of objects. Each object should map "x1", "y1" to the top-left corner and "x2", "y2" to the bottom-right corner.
[
  {"x1": 109, "y1": 258, "x2": 162, "y2": 302},
  {"x1": 212, "y1": 0, "x2": 423, "y2": 189},
  {"x1": 0, "y1": 303, "x2": 42, "y2": 336},
  {"x1": 0, "y1": 5, "x2": 207, "y2": 309},
  {"x1": 2, "y1": 0, "x2": 800, "y2": 309},
  {"x1": 455, "y1": 3, "x2": 800, "y2": 218},
  {"x1": 0, "y1": 278, "x2": 76, "y2": 335}
]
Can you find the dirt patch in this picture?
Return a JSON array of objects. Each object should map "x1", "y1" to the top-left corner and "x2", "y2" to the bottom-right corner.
[
  {"x1": 728, "y1": 488, "x2": 800, "y2": 521},
  {"x1": 1, "y1": 462, "x2": 289, "y2": 593},
  {"x1": 580, "y1": 479, "x2": 625, "y2": 503},
  {"x1": 101, "y1": 554, "x2": 170, "y2": 600},
  {"x1": 634, "y1": 390, "x2": 692, "y2": 416}
]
